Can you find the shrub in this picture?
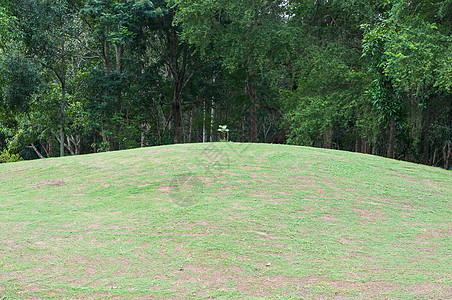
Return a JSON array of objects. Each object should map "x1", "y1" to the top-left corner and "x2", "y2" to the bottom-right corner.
[{"x1": 0, "y1": 149, "x2": 23, "y2": 163}]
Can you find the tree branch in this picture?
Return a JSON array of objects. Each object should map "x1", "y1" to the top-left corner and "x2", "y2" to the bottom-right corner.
[
  {"x1": 181, "y1": 56, "x2": 222, "y2": 92},
  {"x1": 27, "y1": 144, "x2": 45, "y2": 159}
]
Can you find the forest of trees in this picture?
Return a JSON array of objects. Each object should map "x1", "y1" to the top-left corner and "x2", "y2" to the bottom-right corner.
[{"x1": 0, "y1": 0, "x2": 451, "y2": 169}]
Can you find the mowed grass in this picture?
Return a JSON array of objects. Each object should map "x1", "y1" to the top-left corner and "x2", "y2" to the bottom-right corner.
[{"x1": 0, "y1": 142, "x2": 451, "y2": 299}]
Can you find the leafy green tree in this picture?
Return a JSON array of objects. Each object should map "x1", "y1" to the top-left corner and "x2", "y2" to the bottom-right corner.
[
  {"x1": 282, "y1": 0, "x2": 376, "y2": 151},
  {"x1": 0, "y1": 3, "x2": 17, "y2": 49},
  {"x1": 175, "y1": 0, "x2": 288, "y2": 142},
  {"x1": 362, "y1": 22, "x2": 403, "y2": 159},
  {"x1": 0, "y1": 53, "x2": 43, "y2": 158},
  {"x1": 0, "y1": 0, "x2": 449, "y2": 168},
  {"x1": 15, "y1": 0, "x2": 79, "y2": 156},
  {"x1": 0, "y1": 54, "x2": 40, "y2": 115},
  {"x1": 362, "y1": 0, "x2": 452, "y2": 165},
  {"x1": 81, "y1": 0, "x2": 187, "y2": 147}
]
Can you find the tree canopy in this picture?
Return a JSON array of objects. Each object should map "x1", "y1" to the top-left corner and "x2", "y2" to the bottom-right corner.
[{"x1": 0, "y1": 0, "x2": 451, "y2": 168}]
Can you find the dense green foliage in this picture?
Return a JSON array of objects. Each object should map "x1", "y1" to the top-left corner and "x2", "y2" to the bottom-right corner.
[{"x1": 0, "y1": 0, "x2": 451, "y2": 168}]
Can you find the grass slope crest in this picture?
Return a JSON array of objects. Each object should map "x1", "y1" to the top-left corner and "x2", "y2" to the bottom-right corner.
[{"x1": 0, "y1": 143, "x2": 451, "y2": 299}]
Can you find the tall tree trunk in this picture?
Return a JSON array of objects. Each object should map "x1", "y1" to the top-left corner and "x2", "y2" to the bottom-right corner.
[
  {"x1": 103, "y1": 40, "x2": 110, "y2": 74},
  {"x1": 45, "y1": 137, "x2": 52, "y2": 158},
  {"x1": 152, "y1": 97, "x2": 166, "y2": 145},
  {"x1": 171, "y1": 68, "x2": 184, "y2": 144},
  {"x1": 167, "y1": 28, "x2": 188, "y2": 144},
  {"x1": 444, "y1": 141, "x2": 451, "y2": 170},
  {"x1": 210, "y1": 100, "x2": 215, "y2": 142},
  {"x1": 432, "y1": 148, "x2": 439, "y2": 167},
  {"x1": 75, "y1": 135, "x2": 81, "y2": 155},
  {"x1": 323, "y1": 126, "x2": 333, "y2": 149},
  {"x1": 60, "y1": 83, "x2": 65, "y2": 157},
  {"x1": 141, "y1": 123, "x2": 150, "y2": 147},
  {"x1": 115, "y1": 44, "x2": 123, "y2": 73},
  {"x1": 422, "y1": 110, "x2": 431, "y2": 164},
  {"x1": 361, "y1": 138, "x2": 371, "y2": 154},
  {"x1": 247, "y1": 68, "x2": 258, "y2": 143},
  {"x1": 203, "y1": 100, "x2": 207, "y2": 143},
  {"x1": 188, "y1": 107, "x2": 194, "y2": 143},
  {"x1": 241, "y1": 104, "x2": 247, "y2": 142},
  {"x1": 250, "y1": 103, "x2": 258, "y2": 143},
  {"x1": 387, "y1": 118, "x2": 396, "y2": 159},
  {"x1": 172, "y1": 99, "x2": 182, "y2": 144},
  {"x1": 111, "y1": 44, "x2": 124, "y2": 150},
  {"x1": 172, "y1": 74, "x2": 183, "y2": 144},
  {"x1": 114, "y1": 44, "x2": 123, "y2": 113},
  {"x1": 65, "y1": 136, "x2": 75, "y2": 155},
  {"x1": 355, "y1": 133, "x2": 362, "y2": 153},
  {"x1": 408, "y1": 95, "x2": 423, "y2": 162},
  {"x1": 60, "y1": 39, "x2": 66, "y2": 157}
]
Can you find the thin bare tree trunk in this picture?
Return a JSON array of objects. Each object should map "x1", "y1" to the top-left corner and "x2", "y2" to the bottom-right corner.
[
  {"x1": 75, "y1": 135, "x2": 81, "y2": 155},
  {"x1": 432, "y1": 148, "x2": 438, "y2": 166},
  {"x1": 203, "y1": 100, "x2": 207, "y2": 143},
  {"x1": 65, "y1": 136, "x2": 75, "y2": 155},
  {"x1": 115, "y1": 44, "x2": 123, "y2": 73},
  {"x1": 42, "y1": 140, "x2": 50, "y2": 158},
  {"x1": 103, "y1": 25, "x2": 111, "y2": 74},
  {"x1": 444, "y1": 141, "x2": 451, "y2": 170},
  {"x1": 210, "y1": 100, "x2": 215, "y2": 142},
  {"x1": 172, "y1": 100, "x2": 182, "y2": 143},
  {"x1": 29, "y1": 144, "x2": 45, "y2": 159},
  {"x1": 241, "y1": 104, "x2": 247, "y2": 142},
  {"x1": 250, "y1": 103, "x2": 258, "y2": 143},
  {"x1": 141, "y1": 123, "x2": 150, "y2": 147},
  {"x1": 361, "y1": 138, "x2": 371, "y2": 154},
  {"x1": 188, "y1": 107, "x2": 194, "y2": 143}
]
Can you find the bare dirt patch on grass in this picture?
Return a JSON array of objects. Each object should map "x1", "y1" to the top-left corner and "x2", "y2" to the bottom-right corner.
[
  {"x1": 266, "y1": 198, "x2": 289, "y2": 205},
  {"x1": 247, "y1": 193, "x2": 271, "y2": 198},
  {"x1": 316, "y1": 214, "x2": 341, "y2": 223},
  {"x1": 136, "y1": 183, "x2": 151, "y2": 188},
  {"x1": 247, "y1": 230, "x2": 288, "y2": 242},
  {"x1": 29, "y1": 179, "x2": 66, "y2": 188},
  {"x1": 375, "y1": 169, "x2": 447, "y2": 191},
  {"x1": 414, "y1": 228, "x2": 452, "y2": 247},
  {"x1": 352, "y1": 207, "x2": 387, "y2": 221},
  {"x1": 166, "y1": 262, "x2": 446, "y2": 299},
  {"x1": 276, "y1": 191, "x2": 293, "y2": 196},
  {"x1": 157, "y1": 185, "x2": 175, "y2": 192},
  {"x1": 218, "y1": 185, "x2": 237, "y2": 190},
  {"x1": 369, "y1": 196, "x2": 419, "y2": 211},
  {"x1": 171, "y1": 263, "x2": 316, "y2": 298},
  {"x1": 291, "y1": 175, "x2": 317, "y2": 185}
]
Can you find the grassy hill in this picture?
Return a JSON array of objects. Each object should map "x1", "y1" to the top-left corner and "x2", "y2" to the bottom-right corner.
[{"x1": 0, "y1": 143, "x2": 451, "y2": 299}]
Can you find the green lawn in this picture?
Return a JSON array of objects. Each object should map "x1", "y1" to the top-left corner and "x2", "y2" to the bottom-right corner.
[{"x1": 0, "y1": 143, "x2": 451, "y2": 299}]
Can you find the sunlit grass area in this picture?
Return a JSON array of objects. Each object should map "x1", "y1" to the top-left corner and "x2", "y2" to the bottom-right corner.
[{"x1": 0, "y1": 143, "x2": 451, "y2": 299}]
